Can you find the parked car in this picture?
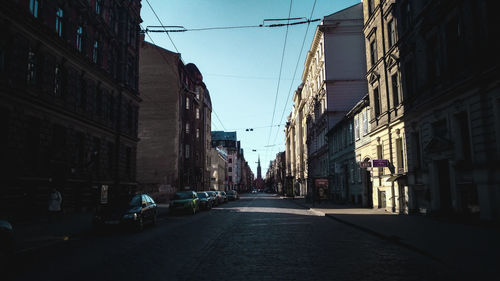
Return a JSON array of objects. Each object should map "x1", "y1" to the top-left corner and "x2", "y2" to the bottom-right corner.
[
  {"x1": 0, "y1": 220, "x2": 13, "y2": 272},
  {"x1": 214, "y1": 191, "x2": 224, "y2": 205},
  {"x1": 196, "y1": 192, "x2": 212, "y2": 210},
  {"x1": 169, "y1": 191, "x2": 199, "y2": 215},
  {"x1": 226, "y1": 190, "x2": 239, "y2": 200},
  {"x1": 251, "y1": 189, "x2": 258, "y2": 194},
  {"x1": 219, "y1": 191, "x2": 228, "y2": 202},
  {"x1": 93, "y1": 193, "x2": 157, "y2": 231},
  {"x1": 205, "y1": 191, "x2": 219, "y2": 206}
]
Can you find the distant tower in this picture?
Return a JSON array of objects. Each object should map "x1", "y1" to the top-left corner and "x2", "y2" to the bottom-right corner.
[{"x1": 257, "y1": 155, "x2": 262, "y2": 179}]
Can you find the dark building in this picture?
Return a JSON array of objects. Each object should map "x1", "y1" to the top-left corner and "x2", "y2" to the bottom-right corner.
[
  {"x1": 0, "y1": 0, "x2": 142, "y2": 220},
  {"x1": 396, "y1": 0, "x2": 500, "y2": 220}
]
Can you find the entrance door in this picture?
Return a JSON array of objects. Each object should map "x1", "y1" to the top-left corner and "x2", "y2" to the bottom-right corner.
[
  {"x1": 366, "y1": 170, "x2": 373, "y2": 208},
  {"x1": 378, "y1": 190, "x2": 386, "y2": 208},
  {"x1": 437, "y1": 160, "x2": 452, "y2": 212}
]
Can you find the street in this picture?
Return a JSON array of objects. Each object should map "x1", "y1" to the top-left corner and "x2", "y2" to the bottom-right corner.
[{"x1": 9, "y1": 193, "x2": 458, "y2": 281}]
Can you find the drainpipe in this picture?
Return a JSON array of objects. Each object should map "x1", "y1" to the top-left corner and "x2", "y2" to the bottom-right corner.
[{"x1": 378, "y1": 2, "x2": 396, "y2": 212}]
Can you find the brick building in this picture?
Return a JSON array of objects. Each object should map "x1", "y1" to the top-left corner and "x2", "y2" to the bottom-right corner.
[{"x1": 0, "y1": 0, "x2": 142, "y2": 219}]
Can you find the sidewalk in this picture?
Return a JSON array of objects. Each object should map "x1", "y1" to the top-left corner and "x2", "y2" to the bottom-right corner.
[
  {"x1": 287, "y1": 197, "x2": 500, "y2": 278},
  {"x1": 11, "y1": 203, "x2": 170, "y2": 255}
]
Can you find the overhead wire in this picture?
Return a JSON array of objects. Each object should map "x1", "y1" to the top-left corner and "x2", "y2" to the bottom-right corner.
[
  {"x1": 143, "y1": 18, "x2": 320, "y2": 33},
  {"x1": 265, "y1": 0, "x2": 293, "y2": 171},
  {"x1": 271, "y1": 0, "x2": 318, "y2": 147},
  {"x1": 144, "y1": 0, "x2": 179, "y2": 53},
  {"x1": 266, "y1": 0, "x2": 293, "y2": 146},
  {"x1": 144, "y1": 1, "x2": 228, "y2": 132}
]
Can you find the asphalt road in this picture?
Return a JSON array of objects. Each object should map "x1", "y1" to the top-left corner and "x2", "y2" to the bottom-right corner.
[{"x1": 9, "y1": 193, "x2": 458, "y2": 281}]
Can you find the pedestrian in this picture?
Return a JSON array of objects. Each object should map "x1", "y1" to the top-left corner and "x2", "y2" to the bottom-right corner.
[{"x1": 48, "y1": 188, "x2": 62, "y2": 223}]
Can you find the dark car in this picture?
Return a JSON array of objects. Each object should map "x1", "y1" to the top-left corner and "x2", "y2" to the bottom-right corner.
[
  {"x1": 169, "y1": 191, "x2": 199, "y2": 215},
  {"x1": 205, "y1": 191, "x2": 219, "y2": 206},
  {"x1": 93, "y1": 193, "x2": 158, "y2": 231},
  {"x1": 0, "y1": 220, "x2": 13, "y2": 271},
  {"x1": 226, "y1": 190, "x2": 239, "y2": 200},
  {"x1": 197, "y1": 192, "x2": 212, "y2": 210}
]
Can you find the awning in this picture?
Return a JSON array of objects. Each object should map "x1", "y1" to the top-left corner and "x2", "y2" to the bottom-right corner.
[{"x1": 386, "y1": 174, "x2": 407, "y2": 182}]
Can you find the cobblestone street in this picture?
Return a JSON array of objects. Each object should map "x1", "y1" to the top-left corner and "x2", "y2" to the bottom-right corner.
[{"x1": 7, "y1": 193, "x2": 465, "y2": 281}]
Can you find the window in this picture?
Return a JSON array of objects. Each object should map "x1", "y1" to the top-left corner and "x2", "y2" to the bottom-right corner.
[
  {"x1": 404, "y1": 59, "x2": 415, "y2": 97},
  {"x1": 196, "y1": 128, "x2": 200, "y2": 139},
  {"x1": 228, "y1": 176, "x2": 232, "y2": 182},
  {"x1": 388, "y1": 19, "x2": 396, "y2": 48},
  {"x1": 109, "y1": 7, "x2": 115, "y2": 32},
  {"x1": 29, "y1": 0, "x2": 39, "y2": 18},
  {"x1": 196, "y1": 108, "x2": 200, "y2": 119},
  {"x1": 76, "y1": 26, "x2": 83, "y2": 52},
  {"x1": 26, "y1": 49, "x2": 36, "y2": 85},
  {"x1": 228, "y1": 167, "x2": 232, "y2": 172},
  {"x1": 56, "y1": 8, "x2": 64, "y2": 37},
  {"x1": 54, "y1": 65, "x2": 61, "y2": 96},
  {"x1": 129, "y1": 21, "x2": 136, "y2": 47},
  {"x1": 109, "y1": 94, "x2": 115, "y2": 122},
  {"x1": 186, "y1": 97, "x2": 190, "y2": 109},
  {"x1": 96, "y1": 0, "x2": 102, "y2": 15},
  {"x1": 396, "y1": 138, "x2": 404, "y2": 172},
  {"x1": 125, "y1": 147, "x2": 131, "y2": 177},
  {"x1": 96, "y1": 89, "x2": 102, "y2": 117},
  {"x1": 127, "y1": 104, "x2": 133, "y2": 130},
  {"x1": 354, "y1": 116, "x2": 360, "y2": 139},
  {"x1": 373, "y1": 87, "x2": 381, "y2": 117},
  {"x1": 186, "y1": 123, "x2": 190, "y2": 134},
  {"x1": 92, "y1": 41, "x2": 99, "y2": 64},
  {"x1": 445, "y1": 16, "x2": 462, "y2": 73},
  {"x1": 456, "y1": 112, "x2": 472, "y2": 163},
  {"x1": 349, "y1": 122, "x2": 353, "y2": 144},
  {"x1": 370, "y1": 39, "x2": 377, "y2": 65},
  {"x1": 368, "y1": 0, "x2": 375, "y2": 15},
  {"x1": 392, "y1": 73, "x2": 399, "y2": 106},
  {"x1": 426, "y1": 35, "x2": 441, "y2": 85},
  {"x1": 363, "y1": 110, "x2": 369, "y2": 135},
  {"x1": 107, "y1": 142, "x2": 114, "y2": 172},
  {"x1": 412, "y1": 132, "x2": 422, "y2": 169},
  {"x1": 229, "y1": 158, "x2": 232, "y2": 163},
  {"x1": 92, "y1": 137, "x2": 101, "y2": 174},
  {"x1": 402, "y1": 1, "x2": 412, "y2": 32},
  {"x1": 79, "y1": 78, "x2": 87, "y2": 110},
  {"x1": 432, "y1": 119, "x2": 448, "y2": 139},
  {"x1": 185, "y1": 144, "x2": 190, "y2": 159},
  {"x1": 377, "y1": 144, "x2": 383, "y2": 175}
]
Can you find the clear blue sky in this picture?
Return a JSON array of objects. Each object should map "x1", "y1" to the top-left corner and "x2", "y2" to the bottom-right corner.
[{"x1": 140, "y1": 0, "x2": 361, "y2": 176}]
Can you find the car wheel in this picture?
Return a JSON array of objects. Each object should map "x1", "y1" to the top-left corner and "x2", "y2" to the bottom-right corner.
[{"x1": 135, "y1": 217, "x2": 144, "y2": 232}]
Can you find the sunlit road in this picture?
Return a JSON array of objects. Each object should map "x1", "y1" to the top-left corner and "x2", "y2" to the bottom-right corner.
[{"x1": 10, "y1": 193, "x2": 457, "y2": 281}]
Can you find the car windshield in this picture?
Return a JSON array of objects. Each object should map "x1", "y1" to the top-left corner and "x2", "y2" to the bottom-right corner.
[
  {"x1": 174, "y1": 192, "x2": 192, "y2": 199},
  {"x1": 129, "y1": 195, "x2": 142, "y2": 207},
  {"x1": 197, "y1": 192, "x2": 207, "y2": 198},
  {"x1": 227, "y1": 190, "x2": 234, "y2": 194}
]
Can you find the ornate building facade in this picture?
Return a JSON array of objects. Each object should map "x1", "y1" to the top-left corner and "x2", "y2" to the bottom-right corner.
[{"x1": 0, "y1": 0, "x2": 142, "y2": 219}]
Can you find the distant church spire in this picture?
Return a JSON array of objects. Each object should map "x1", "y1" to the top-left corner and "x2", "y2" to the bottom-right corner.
[{"x1": 257, "y1": 155, "x2": 262, "y2": 180}]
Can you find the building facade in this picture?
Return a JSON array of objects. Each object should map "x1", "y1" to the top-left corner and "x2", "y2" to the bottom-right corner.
[
  {"x1": 0, "y1": 0, "x2": 141, "y2": 219},
  {"x1": 327, "y1": 95, "x2": 371, "y2": 206},
  {"x1": 397, "y1": 0, "x2": 500, "y2": 220},
  {"x1": 138, "y1": 40, "x2": 212, "y2": 197},
  {"x1": 209, "y1": 146, "x2": 227, "y2": 191},
  {"x1": 363, "y1": 0, "x2": 408, "y2": 213},
  {"x1": 285, "y1": 3, "x2": 367, "y2": 200}
]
